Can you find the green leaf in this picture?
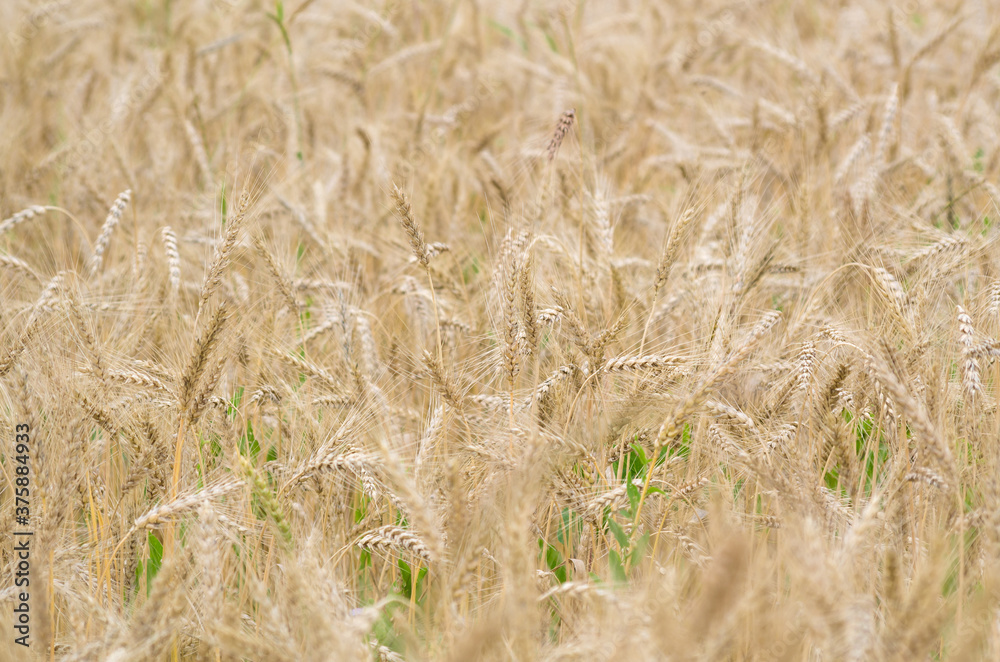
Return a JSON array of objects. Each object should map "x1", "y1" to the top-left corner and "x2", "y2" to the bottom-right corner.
[
  {"x1": 823, "y1": 467, "x2": 840, "y2": 491},
  {"x1": 630, "y1": 532, "x2": 651, "y2": 565},
  {"x1": 208, "y1": 435, "x2": 223, "y2": 458},
  {"x1": 626, "y1": 481, "x2": 640, "y2": 515},
  {"x1": 396, "y1": 557, "x2": 428, "y2": 603},
  {"x1": 143, "y1": 532, "x2": 163, "y2": 597},
  {"x1": 607, "y1": 518, "x2": 629, "y2": 551},
  {"x1": 398, "y1": 557, "x2": 411, "y2": 587},
  {"x1": 609, "y1": 548, "x2": 627, "y2": 584},
  {"x1": 555, "y1": 508, "x2": 581, "y2": 546},
  {"x1": 227, "y1": 386, "x2": 244, "y2": 419},
  {"x1": 488, "y1": 19, "x2": 527, "y2": 51},
  {"x1": 543, "y1": 542, "x2": 566, "y2": 583},
  {"x1": 463, "y1": 256, "x2": 481, "y2": 284},
  {"x1": 630, "y1": 442, "x2": 647, "y2": 468},
  {"x1": 133, "y1": 559, "x2": 142, "y2": 596},
  {"x1": 674, "y1": 424, "x2": 692, "y2": 459},
  {"x1": 543, "y1": 30, "x2": 559, "y2": 53},
  {"x1": 354, "y1": 496, "x2": 367, "y2": 524},
  {"x1": 239, "y1": 420, "x2": 261, "y2": 460},
  {"x1": 267, "y1": 3, "x2": 293, "y2": 54},
  {"x1": 220, "y1": 183, "x2": 227, "y2": 225}
]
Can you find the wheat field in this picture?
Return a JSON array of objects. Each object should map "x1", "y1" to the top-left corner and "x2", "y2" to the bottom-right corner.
[{"x1": 2, "y1": 0, "x2": 1000, "y2": 660}]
